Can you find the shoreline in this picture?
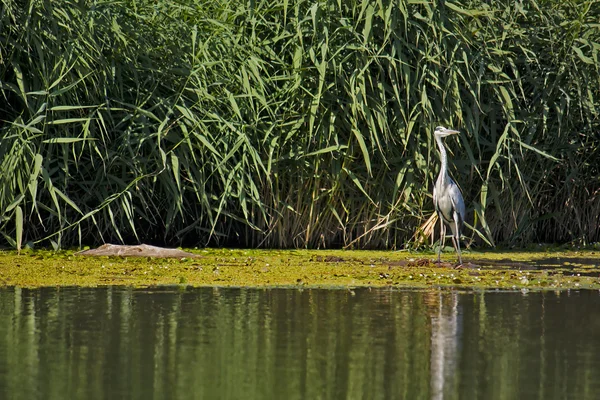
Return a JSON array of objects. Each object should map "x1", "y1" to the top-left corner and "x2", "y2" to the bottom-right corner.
[{"x1": 0, "y1": 248, "x2": 598, "y2": 290}]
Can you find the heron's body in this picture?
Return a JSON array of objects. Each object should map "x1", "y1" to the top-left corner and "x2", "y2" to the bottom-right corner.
[
  {"x1": 432, "y1": 126, "x2": 465, "y2": 265},
  {"x1": 434, "y1": 175, "x2": 464, "y2": 234}
]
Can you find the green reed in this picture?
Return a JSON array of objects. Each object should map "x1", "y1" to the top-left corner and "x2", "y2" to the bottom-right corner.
[{"x1": 0, "y1": 0, "x2": 598, "y2": 249}]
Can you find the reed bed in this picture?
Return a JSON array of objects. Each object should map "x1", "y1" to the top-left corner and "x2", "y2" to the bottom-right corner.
[{"x1": 0, "y1": 0, "x2": 598, "y2": 249}]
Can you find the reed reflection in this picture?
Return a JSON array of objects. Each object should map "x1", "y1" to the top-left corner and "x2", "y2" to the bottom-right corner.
[{"x1": 0, "y1": 287, "x2": 598, "y2": 400}]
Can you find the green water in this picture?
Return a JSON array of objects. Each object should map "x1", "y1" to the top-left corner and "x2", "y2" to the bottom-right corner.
[{"x1": 0, "y1": 287, "x2": 598, "y2": 399}]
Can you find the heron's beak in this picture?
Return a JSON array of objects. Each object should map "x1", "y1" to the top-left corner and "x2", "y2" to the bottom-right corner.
[{"x1": 444, "y1": 129, "x2": 460, "y2": 135}]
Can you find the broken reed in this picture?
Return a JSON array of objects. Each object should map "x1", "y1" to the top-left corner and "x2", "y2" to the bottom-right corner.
[{"x1": 0, "y1": 0, "x2": 598, "y2": 249}]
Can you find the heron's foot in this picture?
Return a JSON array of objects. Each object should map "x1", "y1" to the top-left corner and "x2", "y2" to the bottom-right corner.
[
  {"x1": 453, "y1": 263, "x2": 463, "y2": 269},
  {"x1": 433, "y1": 260, "x2": 456, "y2": 268}
]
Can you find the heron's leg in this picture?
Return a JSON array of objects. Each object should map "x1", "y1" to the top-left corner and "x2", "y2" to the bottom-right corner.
[
  {"x1": 437, "y1": 220, "x2": 446, "y2": 264},
  {"x1": 452, "y1": 219, "x2": 463, "y2": 265}
]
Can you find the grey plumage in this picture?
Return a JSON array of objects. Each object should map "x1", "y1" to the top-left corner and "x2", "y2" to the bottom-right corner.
[{"x1": 432, "y1": 126, "x2": 465, "y2": 265}]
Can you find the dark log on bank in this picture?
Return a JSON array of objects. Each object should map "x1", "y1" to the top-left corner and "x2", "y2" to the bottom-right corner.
[{"x1": 75, "y1": 244, "x2": 201, "y2": 258}]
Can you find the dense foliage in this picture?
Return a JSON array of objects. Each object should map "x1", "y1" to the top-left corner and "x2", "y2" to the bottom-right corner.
[{"x1": 0, "y1": 0, "x2": 598, "y2": 249}]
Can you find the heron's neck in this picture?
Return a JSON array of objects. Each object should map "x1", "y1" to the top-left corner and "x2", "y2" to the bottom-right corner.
[{"x1": 435, "y1": 135, "x2": 448, "y2": 183}]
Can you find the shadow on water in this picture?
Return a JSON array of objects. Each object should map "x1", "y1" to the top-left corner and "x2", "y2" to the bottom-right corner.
[{"x1": 0, "y1": 287, "x2": 599, "y2": 399}]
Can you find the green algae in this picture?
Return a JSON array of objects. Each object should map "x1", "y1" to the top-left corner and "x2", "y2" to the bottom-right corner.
[{"x1": 0, "y1": 248, "x2": 599, "y2": 290}]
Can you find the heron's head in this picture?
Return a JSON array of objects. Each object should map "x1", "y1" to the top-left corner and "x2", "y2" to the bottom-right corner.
[{"x1": 434, "y1": 126, "x2": 460, "y2": 138}]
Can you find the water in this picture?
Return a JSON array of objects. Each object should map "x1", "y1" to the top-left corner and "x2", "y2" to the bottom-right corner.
[{"x1": 0, "y1": 287, "x2": 599, "y2": 400}]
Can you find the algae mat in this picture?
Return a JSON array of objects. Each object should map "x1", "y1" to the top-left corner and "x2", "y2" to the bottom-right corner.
[{"x1": 0, "y1": 249, "x2": 599, "y2": 290}]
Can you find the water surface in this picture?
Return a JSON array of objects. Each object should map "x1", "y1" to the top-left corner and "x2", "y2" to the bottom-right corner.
[{"x1": 0, "y1": 287, "x2": 598, "y2": 399}]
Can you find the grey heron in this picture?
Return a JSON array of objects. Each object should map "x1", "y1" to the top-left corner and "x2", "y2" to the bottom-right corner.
[{"x1": 433, "y1": 126, "x2": 465, "y2": 265}]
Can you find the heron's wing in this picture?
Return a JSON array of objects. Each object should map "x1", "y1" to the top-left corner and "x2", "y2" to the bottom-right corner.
[
  {"x1": 448, "y1": 183, "x2": 465, "y2": 235},
  {"x1": 448, "y1": 184, "x2": 465, "y2": 219}
]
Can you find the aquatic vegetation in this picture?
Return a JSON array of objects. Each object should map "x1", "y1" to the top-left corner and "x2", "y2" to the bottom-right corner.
[{"x1": 0, "y1": 249, "x2": 598, "y2": 290}]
